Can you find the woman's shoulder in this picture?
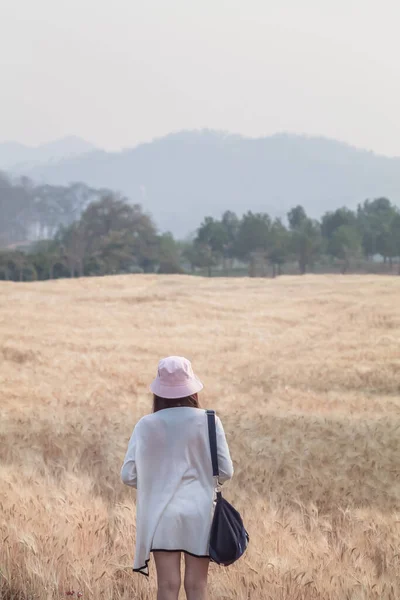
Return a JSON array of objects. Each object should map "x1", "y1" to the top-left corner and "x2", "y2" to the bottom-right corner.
[
  {"x1": 134, "y1": 407, "x2": 209, "y2": 430},
  {"x1": 130, "y1": 413, "x2": 154, "y2": 434},
  {"x1": 135, "y1": 412, "x2": 156, "y2": 426}
]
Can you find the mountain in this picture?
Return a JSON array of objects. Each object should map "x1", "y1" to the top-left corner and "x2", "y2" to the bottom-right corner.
[
  {"x1": 0, "y1": 136, "x2": 96, "y2": 171},
  {"x1": 6, "y1": 131, "x2": 400, "y2": 237}
]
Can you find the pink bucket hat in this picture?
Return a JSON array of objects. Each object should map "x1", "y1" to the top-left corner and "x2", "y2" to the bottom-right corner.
[{"x1": 150, "y1": 356, "x2": 204, "y2": 399}]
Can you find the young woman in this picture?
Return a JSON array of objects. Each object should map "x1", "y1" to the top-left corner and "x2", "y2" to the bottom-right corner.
[{"x1": 121, "y1": 356, "x2": 234, "y2": 600}]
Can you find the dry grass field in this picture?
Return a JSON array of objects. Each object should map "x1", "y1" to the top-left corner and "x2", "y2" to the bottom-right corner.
[{"x1": 1, "y1": 274, "x2": 400, "y2": 600}]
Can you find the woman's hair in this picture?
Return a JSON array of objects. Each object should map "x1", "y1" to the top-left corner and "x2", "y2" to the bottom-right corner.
[{"x1": 153, "y1": 393, "x2": 201, "y2": 413}]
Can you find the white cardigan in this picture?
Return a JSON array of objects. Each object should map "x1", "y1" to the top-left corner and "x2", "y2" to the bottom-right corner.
[{"x1": 121, "y1": 407, "x2": 234, "y2": 575}]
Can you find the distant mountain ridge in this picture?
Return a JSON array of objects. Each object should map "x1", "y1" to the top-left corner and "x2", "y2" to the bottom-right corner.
[
  {"x1": 3, "y1": 130, "x2": 400, "y2": 237},
  {"x1": 0, "y1": 136, "x2": 96, "y2": 171}
]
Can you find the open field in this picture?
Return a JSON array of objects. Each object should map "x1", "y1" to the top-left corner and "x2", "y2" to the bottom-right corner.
[{"x1": 1, "y1": 274, "x2": 400, "y2": 600}]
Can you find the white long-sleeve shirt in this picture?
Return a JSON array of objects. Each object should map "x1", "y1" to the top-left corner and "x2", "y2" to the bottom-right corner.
[{"x1": 121, "y1": 407, "x2": 233, "y2": 575}]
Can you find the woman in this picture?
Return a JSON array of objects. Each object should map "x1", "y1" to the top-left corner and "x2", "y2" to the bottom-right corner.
[{"x1": 121, "y1": 356, "x2": 234, "y2": 600}]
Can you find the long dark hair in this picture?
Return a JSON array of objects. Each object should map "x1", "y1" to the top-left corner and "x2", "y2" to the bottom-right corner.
[{"x1": 153, "y1": 393, "x2": 201, "y2": 413}]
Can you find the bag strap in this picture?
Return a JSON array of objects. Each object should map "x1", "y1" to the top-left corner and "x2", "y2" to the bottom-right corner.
[{"x1": 206, "y1": 409, "x2": 219, "y2": 478}]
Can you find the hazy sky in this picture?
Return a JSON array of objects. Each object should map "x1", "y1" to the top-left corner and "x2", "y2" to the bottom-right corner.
[{"x1": 1, "y1": 0, "x2": 399, "y2": 155}]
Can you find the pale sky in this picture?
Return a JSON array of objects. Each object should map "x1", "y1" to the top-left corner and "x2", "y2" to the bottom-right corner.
[{"x1": 1, "y1": 0, "x2": 400, "y2": 155}]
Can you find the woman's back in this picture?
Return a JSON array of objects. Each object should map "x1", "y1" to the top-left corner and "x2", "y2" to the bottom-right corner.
[
  {"x1": 121, "y1": 406, "x2": 233, "y2": 575},
  {"x1": 134, "y1": 407, "x2": 231, "y2": 493},
  {"x1": 121, "y1": 356, "x2": 233, "y2": 594}
]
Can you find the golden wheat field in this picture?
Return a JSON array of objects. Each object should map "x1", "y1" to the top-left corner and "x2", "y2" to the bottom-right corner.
[{"x1": 1, "y1": 274, "x2": 400, "y2": 600}]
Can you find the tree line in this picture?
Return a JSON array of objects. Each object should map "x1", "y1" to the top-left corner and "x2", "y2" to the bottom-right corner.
[
  {"x1": 1, "y1": 188, "x2": 400, "y2": 281},
  {"x1": 0, "y1": 171, "x2": 105, "y2": 246},
  {"x1": 189, "y1": 198, "x2": 400, "y2": 277}
]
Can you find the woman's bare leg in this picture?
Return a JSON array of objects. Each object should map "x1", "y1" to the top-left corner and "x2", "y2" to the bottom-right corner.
[
  {"x1": 183, "y1": 554, "x2": 209, "y2": 600},
  {"x1": 154, "y1": 552, "x2": 181, "y2": 600}
]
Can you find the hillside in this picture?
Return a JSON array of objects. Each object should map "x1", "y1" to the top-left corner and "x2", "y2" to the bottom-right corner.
[
  {"x1": 12, "y1": 131, "x2": 400, "y2": 237},
  {"x1": 0, "y1": 136, "x2": 96, "y2": 171},
  {"x1": 1, "y1": 274, "x2": 399, "y2": 599}
]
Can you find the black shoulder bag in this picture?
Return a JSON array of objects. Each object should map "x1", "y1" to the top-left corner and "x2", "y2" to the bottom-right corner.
[{"x1": 206, "y1": 410, "x2": 249, "y2": 566}]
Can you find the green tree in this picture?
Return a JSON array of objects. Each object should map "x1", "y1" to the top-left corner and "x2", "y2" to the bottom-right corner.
[
  {"x1": 321, "y1": 208, "x2": 357, "y2": 240},
  {"x1": 196, "y1": 242, "x2": 217, "y2": 277},
  {"x1": 158, "y1": 233, "x2": 183, "y2": 274},
  {"x1": 267, "y1": 219, "x2": 290, "y2": 277},
  {"x1": 389, "y1": 213, "x2": 400, "y2": 274},
  {"x1": 321, "y1": 208, "x2": 361, "y2": 272},
  {"x1": 329, "y1": 225, "x2": 362, "y2": 273},
  {"x1": 357, "y1": 198, "x2": 398, "y2": 265},
  {"x1": 288, "y1": 206, "x2": 321, "y2": 274},
  {"x1": 235, "y1": 212, "x2": 271, "y2": 276},
  {"x1": 180, "y1": 239, "x2": 198, "y2": 273},
  {"x1": 58, "y1": 221, "x2": 87, "y2": 277},
  {"x1": 195, "y1": 217, "x2": 229, "y2": 276},
  {"x1": 0, "y1": 250, "x2": 37, "y2": 281},
  {"x1": 287, "y1": 205, "x2": 307, "y2": 230},
  {"x1": 0, "y1": 251, "x2": 13, "y2": 280},
  {"x1": 58, "y1": 195, "x2": 159, "y2": 276},
  {"x1": 220, "y1": 210, "x2": 240, "y2": 270},
  {"x1": 88, "y1": 229, "x2": 139, "y2": 275},
  {"x1": 31, "y1": 239, "x2": 64, "y2": 280}
]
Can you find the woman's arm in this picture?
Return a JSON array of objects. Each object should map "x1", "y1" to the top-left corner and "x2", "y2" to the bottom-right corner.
[
  {"x1": 216, "y1": 416, "x2": 234, "y2": 484},
  {"x1": 121, "y1": 427, "x2": 138, "y2": 488}
]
